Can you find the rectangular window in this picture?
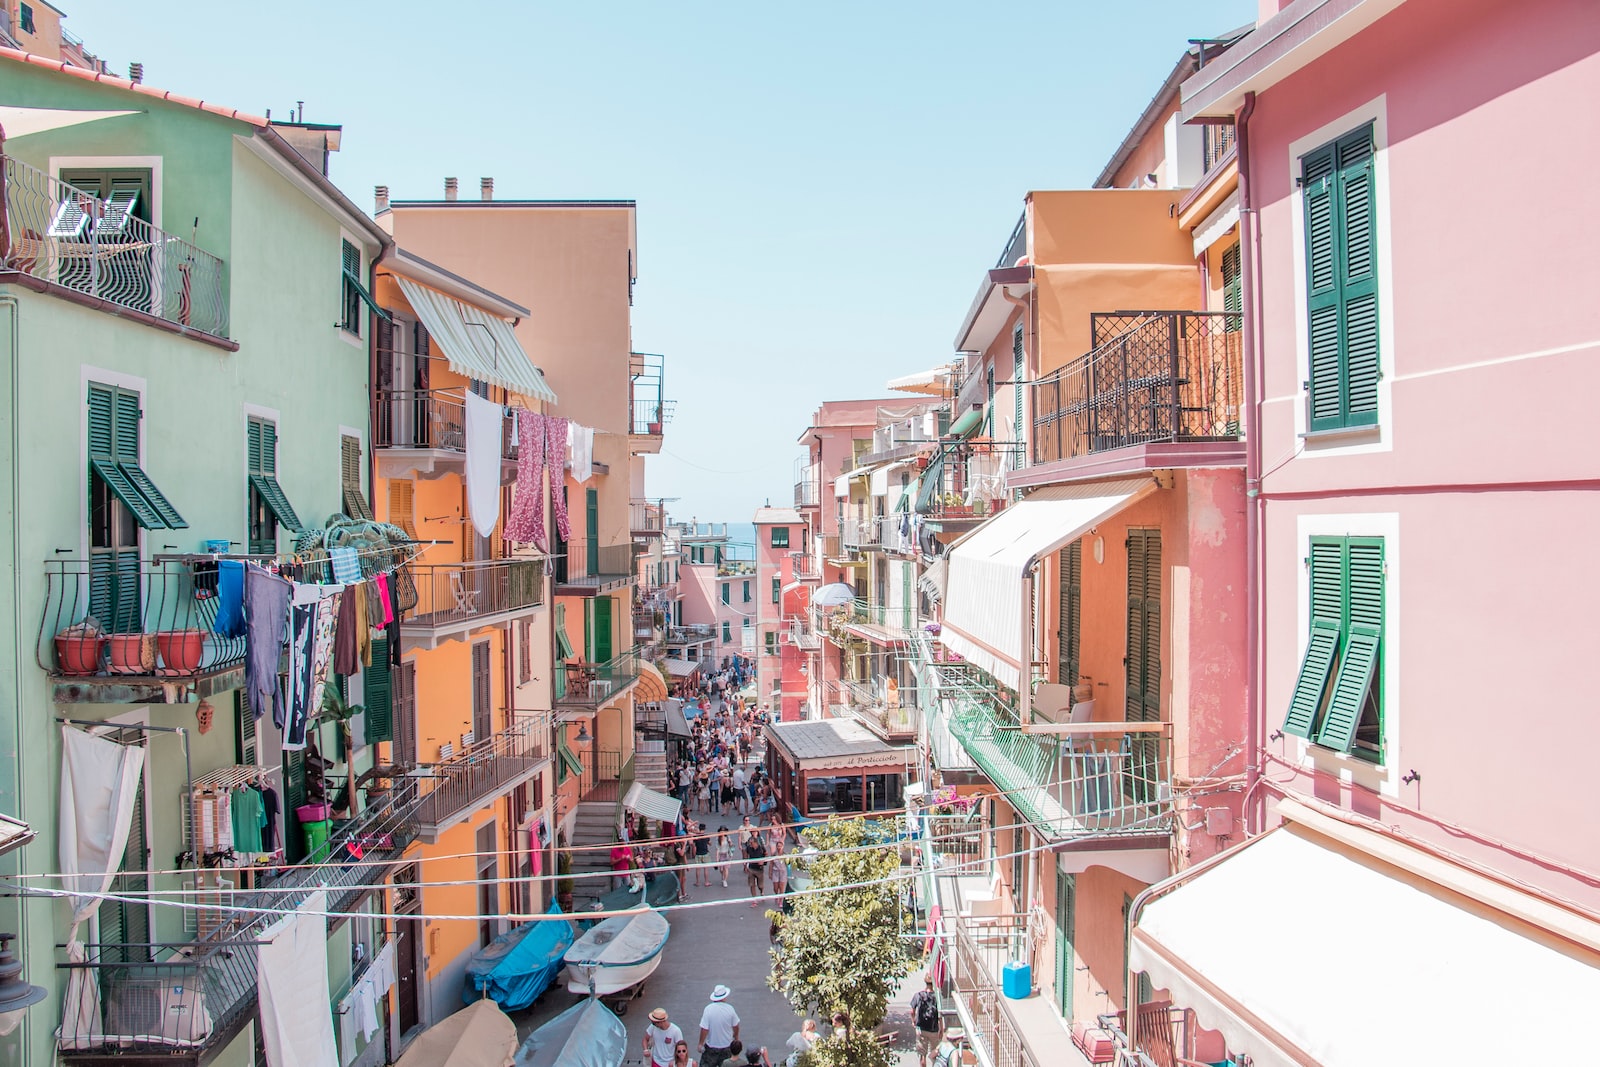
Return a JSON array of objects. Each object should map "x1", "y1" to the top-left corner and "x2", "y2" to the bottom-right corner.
[
  {"x1": 341, "y1": 240, "x2": 362, "y2": 337},
  {"x1": 764, "y1": 631, "x2": 777, "y2": 655},
  {"x1": 518, "y1": 621, "x2": 533, "y2": 685},
  {"x1": 1221, "y1": 242, "x2": 1242, "y2": 327},
  {"x1": 771, "y1": 526, "x2": 790, "y2": 548},
  {"x1": 771, "y1": 577, "x2": 781, "y2": 604},
  {"x1": 721, "y1": 583, "x2": 730, "y2": 605},
  {"x1": 476, "y1": 821, "x2": 499, "y2": 947},
  {"x1": 20, "y1": 3, "x2": 35, "y2": 33},
  {"x1": 394, "y1": 660, "x2": 417, "y2": 767},
  {"x1": 363, "y1": 636, "x2": 393, "y2": 743},
  {"x1": 247, "y1": 416, "x2": 302, "y2": 554},
  {"x1": 341, "y1": 434, "x2": 373, "y2": 520},
  {"x1": 1302, "y1": 123, "x2": 1380, "y2": 432},
  {"x1": 471, "y1": 640, "x2": 492, "y2": 743},
  {"x1": 1282, "y1": 537, "x2": 1385, "y2": 758},
  {"x1": 743, "y1": 580, "x2": 751, "y2": 603},
  {"x1": 722, "y1": 621, "x2": 732, "y2": 643}
]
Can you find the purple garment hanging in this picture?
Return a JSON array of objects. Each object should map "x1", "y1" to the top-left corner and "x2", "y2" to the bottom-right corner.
[
  {"x1": 546, "y1": 415, "x2": 571, "y2": 542},
  {"x1": 503, "y1": 409, "x2": 547, "y2": 548},
  {"x1": 244, "y1": 565, "x2": 292, "y2": 727}
]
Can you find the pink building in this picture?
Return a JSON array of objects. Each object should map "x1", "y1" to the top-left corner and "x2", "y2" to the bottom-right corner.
[
  {"x1": 676, "y1": 524, "x2": 755, "y2": 669},
  {"x1": 753, "y1": 506, "x2": 805, "y2": 720},
  {"x1": 1122, "y1": 1, "x2": 1600, "y2": 1063}
]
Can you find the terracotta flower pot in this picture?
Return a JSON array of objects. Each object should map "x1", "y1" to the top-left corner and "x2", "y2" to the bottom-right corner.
[
  {"x1": 54, "y1": 634, "x2": 105, "y2": 676},
  {"x1": 107, "y1": 634, "x2": 153, "y2": 675},
  {"x1": 156, "y1": 629, "x2": 205, "y2": 673}
]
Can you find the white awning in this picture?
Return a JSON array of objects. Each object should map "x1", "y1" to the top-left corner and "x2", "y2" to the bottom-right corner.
[
  {"x1": 0, "y1": 106, "x2": 137, "y2": 138},
  {"x1": 917, "y1": 557, "x2": 948, "y2": 604},
  {"x1": 396, "y1": 276, "x2": 557, "y2": 402},
  {"x1": 835, "y1": 466, "x2": 872, "y2": 497},
  {"x1": 940, "y1": 479, "x2": 1153, "y2": 690},
  {"x1": 870, "y1": 466, "x2": 895, "y2": 497},
  {"x1": 1131, "y1": 803, "x2": 1600, "y2": 1067},
  {"x1": 886, "y1": 364, "x2": 955, "y2": 396},
  {"x1": 621, "y1": 782, "x2": 683, "y2": 825},
  {"x1": 662, "y1": 658, "x2": 700, "y2": 677}
]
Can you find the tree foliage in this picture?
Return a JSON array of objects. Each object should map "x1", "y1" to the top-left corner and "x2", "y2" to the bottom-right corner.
[
  {"x1": 767, "y1": 817, "x2": 913, "y2": 1034},
  {"x1": 799, "y1": 1031, "x2": 895, "y2": 1067}
]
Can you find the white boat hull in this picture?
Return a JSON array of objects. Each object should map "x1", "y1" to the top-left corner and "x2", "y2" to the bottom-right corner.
[{"x1": 563, "y1": 951, "x2": 663, "y2": 996}]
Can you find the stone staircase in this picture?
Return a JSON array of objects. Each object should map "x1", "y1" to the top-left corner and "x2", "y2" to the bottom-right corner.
[
  {"x1": 633, "y1": 741, "x2": 670, "y2": 792},
  {"x1": 568, "y1": 800, "x2": 620, "y2": 913}
]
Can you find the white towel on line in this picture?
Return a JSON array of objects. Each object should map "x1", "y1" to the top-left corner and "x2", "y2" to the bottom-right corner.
[
  {"x1": 567, "y1": 421, "x2": 594, "y2": 484},
  {"x1": 464, "y1": 390, "x2": 503, "y2": 538}
]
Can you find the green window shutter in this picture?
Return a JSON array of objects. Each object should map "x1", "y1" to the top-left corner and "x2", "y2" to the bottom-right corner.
[
  {"x1": 1221, "y1": 242, "x2": 1242, "y2": 323},
  {"x1": 247, "y1": 418, "x2": 263, "y2": 475},
  {"x1": 1337, "y1": 128, "x2": 1380, "y2": 425},
  {"x1": 341, "y1": 239, "x2": 359, "y2": 277},
  {"x1": 261, "y1": 419, "x2": 277, "y2": 475},
  {"x1": 112, "y1": 389, "x2": 139, "y2": 461},
  {"x1": 1302, "y1": 144, "x2": 1343, "y2": 431},
  {"x1": 1055, "y1": 871, "x2": 1075, "y2": 1019},
  {"x1": 722, "y1": 621, "x2": 731, "y2": 643},
  {"x1": 1316, "y1": 539, "x2": 1384, "y2": 753},
  {"x1": 341, "y1": 434, "x2": 373, "y2": 521},
  {"x1": 364, "y1": 635, "x2": 393, "y2": 743},
  {"x1": 118, "y1": 465, "x2": 186, "y2": 529},
  {"x1": 743, "y1": 580, "x2": 750, "y2": 603},
  {"x1": 236, "y1": 690, "x2": 257, "y2": 766},
  {"x1": 722, "y1": 584, "x2": 729, "y2": 605},
  {"x1": 283, "y1": 748, "x2": 306, "y2": 862},
  {"x1": 592, "y1": 595, "x2": 613, "y2": 663},
  {"x1": 558, "y1": 737, "x2": 583, "y2": 779},
  {"x1": 771, "y1": 577, "x2": 780, "y2": 604},
  {"x1": 1057, "y1": 542, "x2": 1081, "y2": 686},
  {"x1": 89, "y1": 548, "x2": 142, "y2": 633},
  {"x1": 555, "y1": 604, "x2": 574, "y2": 660},
  {"x1": 585, "y1": 488, "x2": 599, "y2": 574},
  {"x1": 1125, "y1": 530, "x2": 1160, "y2": 722},
  {"x1": 88, "y1": 385, "x2": 179, "y2": 530},
  {"x1": 1282, "y1": 539, "x2": 1347, "y2": 739},
  {"x1": 88, "y1": 385, "x2": 115, "y2": 460}
]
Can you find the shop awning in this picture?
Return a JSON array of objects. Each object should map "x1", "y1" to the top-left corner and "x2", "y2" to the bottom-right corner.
[
  {"x1": 663, "y1": 702, "x2": 691, "y2": 739},
  {"x1": 885, "y1": 364, "x2": 955, "y2": 396},
  {"x1": 621, "y1": 782, "x2": 683, "y2": 825},
  {"x1": 0, "y1": 106, "x2": 137, "y2": 138},
  {"x1": 396, "y1": 277, "x2": 557, "y2": 402},
  {"x1": 635, "y1": 664, "x2": 668, "y2": 703},
  {"x1": 662, "y1": 657, "x2": 700, "y2": 678},
  {"x1": 1131, "y1": 800, "x2": 1600, "y2": 1067},
  {"x1": 941, "y1": 478, "x2": 1154, "y2": 690}
]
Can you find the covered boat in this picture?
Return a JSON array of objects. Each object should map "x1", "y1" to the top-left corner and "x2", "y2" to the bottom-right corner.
[
  {"x1": 463, "y1": 905, "x2": 576, "y2": 1011},
  {"x1": 583, "y1": 870, "x2": 678, "y2": 925},
  {"x1": 511, "y1": 997, "x2": 627, "y2": 1067},
  {"x1": 563, "y1": 907, "x2": 670, "y2": 997}
]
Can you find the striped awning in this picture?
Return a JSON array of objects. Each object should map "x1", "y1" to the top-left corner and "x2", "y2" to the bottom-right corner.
[
  {"x1": 622, "y1": 782, "x2": 683, "y2": 825},
  {"x1": 396, "y1": 277, "x2": 556, "y2": 402},
  {"x1": 941, "y1": 479, "x2": 1154, "y2": 690},
  {"x1": 662, "y1": 657, "x2": 700, "y2": 678},
  {"x1": 635, "y1": 664, "x2": 668, "y2": 703},
  {"x1": 917, "y1": 557, "x2": 948, "y2": 603}
]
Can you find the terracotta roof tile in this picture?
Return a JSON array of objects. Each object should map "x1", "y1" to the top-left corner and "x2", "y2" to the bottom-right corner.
[{"x1": 0, "y1": 46, "x2": 269, "y2": 127}]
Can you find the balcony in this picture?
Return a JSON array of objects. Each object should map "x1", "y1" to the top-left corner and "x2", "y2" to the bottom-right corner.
[
  {"x1": 789, "y1": 550, "x2": 820, "y2": 581},
  {"x1": 374, "y1": 389, "x2": 519, "y2": 481},
  {"x1": 1030, "y1": 311, "x2": 1243, "y2": 469},
  {"x1": 630, "y1": 498, "x2": 665, "y2": 537},
  {"x1": 788, "y1": 617, "x2": 822, "y2": 651},
  {"x1": 830, "y1": 679, "x2": 917, "y2": 741},
  {"x1": 949, "y1": 909, "x2": 1052, "y2": 1067},
  {"x1": 665, "y1": 623, "x2": 716, "y2": 649},
  {"x1": 629, "y1": 351, "x2": 668, "y2": 454},
  {"x1": 876, "y1": 513, "x2": 917, "y2": 554},
  {"x1": 57, "y1": 781, "x2": 419, "y2": 1061},
  {"x1": 40, "y1": 556, "x2": 248, "y2": 704},
  {"x1": 555, "y1": 649, "x2": 644, "y2": 710},
  {"x1": 914, "y1": 440, "x2": 1023, "y2": 530},
  {"x1": 634, "y1": 609, "x2": 664, "y2": 651},
  {"x1": 553, "y1": 541, "x2": 633, "y2": 595},
  {"x1": 400, "y1": 558, "x2": 544, "y2": 650},
  {"x1": 414, "y1": 714, "x2": 550, "y2": 842},
  {"x1": 1, "y1": 152, "x2": 228, "y2": 341},
  {"x1": 840, "y1": 518, "x2": 879, "y2": 551},
  {"x1": 943, "y1": 683, "x2": 1172, "y2": 846},
  {"x1": 862, "y1": 414, "x2": 942, "y2": 466},
  {"x1": 793, "y1": 477, "x2": 820, "y2": 509}
]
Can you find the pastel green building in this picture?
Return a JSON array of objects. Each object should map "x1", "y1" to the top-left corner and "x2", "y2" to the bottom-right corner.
[{"x1": 0, "y1": 51, "x2": 399, "y2": 1067}]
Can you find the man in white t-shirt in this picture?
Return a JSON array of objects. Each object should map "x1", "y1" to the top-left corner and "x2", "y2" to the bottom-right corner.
[
  {"x1": 644, "y1": 1008, "x2": 683, "y2": 1067},
  {"x1": 699, "y1": 984, "x2": 741, "y2": 1067},
  {"x1": 731, "y1": 767, "x2": 747, "y2": 814}
]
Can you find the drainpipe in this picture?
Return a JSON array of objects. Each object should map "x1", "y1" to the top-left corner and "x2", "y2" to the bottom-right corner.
[
  {"x1": 0, "y1": 291, "x2": 28, "y2": 1060},
  {"x1": 1235, "y1": 91, "x2": 1263, "y2": 835}
]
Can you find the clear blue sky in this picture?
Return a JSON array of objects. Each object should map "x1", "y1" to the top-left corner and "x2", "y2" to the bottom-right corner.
[{"x1": 63, "y1": 0, "x2": 1255, "y2": 524}]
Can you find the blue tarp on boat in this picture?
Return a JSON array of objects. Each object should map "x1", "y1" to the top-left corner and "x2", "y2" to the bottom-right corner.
[
  {"x1": 512, "y1": 998, "x2": 627, "y2": 1067},
  {"x1": 463, "y1": 904, "x2": 576, "y2": 1011}
]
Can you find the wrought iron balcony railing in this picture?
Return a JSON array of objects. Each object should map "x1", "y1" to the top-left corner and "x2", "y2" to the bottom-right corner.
[
  {"x1": 1031, "y1": 311, "x2": 1243, "y2": 465},
  {"x1": 789, "y1": 550, "x2": 820, "y2": 581},
  {"x1": 401, "y1": 559, "x2": 544, "y2": 633},
  {"x1": 914, "y1": 440, "x2": 1023, "y2": 522},
  {"x1": 629, "y1": 351, "x2": 668, "y2": 436},
  {"x1": 375, "y1": 388, "x2": 465, "y2": 451},
  {"x1": 414, "y1": 714, "x2": 550, "y2": 837},
  {"x1": 1, "y1": 153, "x2": 229, "y2": 338},
  {"x1": 793, "y1": 477, "x2": 819, "y2": 508},
  {"x1": 951, "y1": 911, "x2": 1048, "y2": 1067},
  {"x1": 630, "y1": 499, "x2": 664, "y2": 535},
  {"x1": 556, "y1": 649, "x2": 643, "y2": 709},
  {"x1": 553, "y1": 541, "x2": 633, "y2": 589},
  {"x1": 39, "y1": 557, "x2": 247, "y2": 682},
  {"x1": 666, "y1": 623, "x2": 715, "y2": 645}
]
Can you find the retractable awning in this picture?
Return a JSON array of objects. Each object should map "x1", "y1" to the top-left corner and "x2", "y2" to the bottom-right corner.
[
  {"x1": 621, "y1": 782, "x2": 683, "y2": 825},
  {"x1": 662, "y1": 658, "x2": 700, "y2": 678},
  {"x1": 947, "y1": 407, "x2": 983, "y2": 439},
  {"x1": 885, "y1": 364, "x2": 955, "y2": 396},
  {"x1": 835, "y1": 466, "x2": 872, "y2": 497},
  {"x1": 396, "y1": 277, "x2": 557, "y2": 402},
  {"x1": 1130, "y1": 800, "x2": 1600, "y2": 1067},
  {"x1": 940, "y1": 478, "x2": 1154, "y2": 690},
  {"x1": 663, "y1": 703, "x2": 691, "y2": 739}
]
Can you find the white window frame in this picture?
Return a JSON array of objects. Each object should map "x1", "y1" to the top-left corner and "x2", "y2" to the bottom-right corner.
[
  {"x1": 1291, "y1": 511, "x2": 1401, "y2": 797},
  {"x1": 1286, "y1": 95, "x2": 1398, "y2": 457},
  {"x1": 243, "y1": 402, "x2": 283, "y2": 550},
  {"x1": 78, "y1": 365, "x2": 149, "y2": 566}
]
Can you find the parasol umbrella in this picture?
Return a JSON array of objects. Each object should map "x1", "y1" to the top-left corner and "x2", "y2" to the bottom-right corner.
[
  {"x1": 813, "y1": 583, "x2": 856, "y2": 608},
  {"x1": 395, "y1": 999, "x2": 518, "y2": 1067}
]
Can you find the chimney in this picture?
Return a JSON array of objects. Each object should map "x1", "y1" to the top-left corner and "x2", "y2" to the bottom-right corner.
[
  {"x1": 375, "y1": 185, "x2": 390, "y2": 213},
  {"x1": 444, "y1": 177, "x2": 458, "y2": 202},
  {"x1": 480, "y1": 177, "x2": 494, "y2": 202},
  {"x1": 128, "y1": 62, "x2": 144, "y2": 83}
]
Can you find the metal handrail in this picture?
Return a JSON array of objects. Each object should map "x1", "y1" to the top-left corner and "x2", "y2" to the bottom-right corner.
[
  {"x1": 1, "y1": 152, "x2": 228, "y2": 337},
  {"x1": 414, "y1": 715, "x2": 550, "y2": 829},
  {"x1": 401, "y1": 558, "x2": 545, "y2": 629},
  {"x1": 374, "y1": 388, "x2": 467, "y2": 451}
]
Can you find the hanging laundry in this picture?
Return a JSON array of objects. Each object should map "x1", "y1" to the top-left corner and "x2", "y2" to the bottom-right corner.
[
  {"x1": 244, "y1": 566, "x2": 292, "y2": 727},
  {"x1": 286, "y1": 585, "x2": 341, "y2": 749},
  {"x1": 463, "y1": 390, "x2": 503, "y2": 539},
  {"x1": 503, "y1": 408, "x2": 547, "y2": 548},
  {"x1": 328, "y1": 546, "x2": 361, "y2": 585},
  {"x1": 546, "y1": 415, "x2": 572, "y2": 541},
  {"x1": 214, "y1": 560, "x2": 246, "y2": 638},
  {"x1": 333, "y1": 587, "x2": 360, "y2": 677},
  {"x1": 567, "y1": 420, "x2": 594, "y2": 484},
  {"x1": 230, "y1": 786, "x2": 265, "y2": 854},
  {"x1": 262, "y1": 784, "x2": 280, "y2": 852},
  {"x1": 375, "y1": 573, "x2": 394, "y2": 626}
]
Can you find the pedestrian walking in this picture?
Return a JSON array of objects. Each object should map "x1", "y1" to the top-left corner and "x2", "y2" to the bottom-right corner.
[
  {"x1": 744, "y1": 826, "x2": 768, "y2": 907},
  {"x1": 644, "y1": 1008, "x2": 684, "y2": 1067},
  {"x1": 731, "y1": 765, "x2": 748, "y2": 815},
  {"x1": 911, "y1": 975, "x2": 944, "y2": 1067},
  {"x1": 767, "y1": 851, "x2": 788, "y2": 897},
  {"x1": 784, "y1": 1020, "x2": 819, "y2": 1066},
  {"x1": 698, "y1": 985, "x2": 741, "y2": 1067},
  {"x1": 694, "y1": 821, "x2": 712, "y2": 886},
  {"x1": 716, "y1": 827, "x2": 733, "y2": 888},
  {"x1": 671, "y1": 1039, "x2": 697, "y2": 1067}
]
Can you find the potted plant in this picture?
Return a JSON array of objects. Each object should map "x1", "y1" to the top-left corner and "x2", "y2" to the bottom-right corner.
[
  {"x1": 319, "y1": 687, "x2": 364, "y2": 818},
  {"x1": 156, "y1": 629, "x2": 205, "y2": 673},
  {"x1": 556, "y1": 841, "x2": 575, "y2": 911},
  {"x1": 54, "y1": 621, "x2": 105, "y2": 676},
  {"x1": 107, "y1": 634, "x2": 154, "y2": 675}
]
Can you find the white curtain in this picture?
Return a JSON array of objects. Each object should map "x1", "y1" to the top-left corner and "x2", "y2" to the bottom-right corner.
[
  {"x1": 56, "y1": 725, "x2": 145, "y2": 1050},
  {"x1": 259, "y1": 890, "x2": 338, "y2": 1067}
]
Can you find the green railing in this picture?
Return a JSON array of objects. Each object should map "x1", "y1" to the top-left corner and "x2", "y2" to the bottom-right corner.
[{"x1": 557, "y1": 648, "x2": 643, "y2": 709}]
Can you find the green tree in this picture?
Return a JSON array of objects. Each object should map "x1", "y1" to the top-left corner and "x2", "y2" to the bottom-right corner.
[{"x1": 768, "y1": 817, "x2": 913, "y2": 1051}]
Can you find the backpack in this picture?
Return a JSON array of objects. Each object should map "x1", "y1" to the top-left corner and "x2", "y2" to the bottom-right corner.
[{"x1": 913, "y1": 990, "x2": 940, "y2": 1031}]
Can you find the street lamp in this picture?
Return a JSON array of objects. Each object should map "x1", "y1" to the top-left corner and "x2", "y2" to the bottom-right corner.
[
  {"x1": 0, "y1": 933, "x2": 46, "y2": 1037},
  {"x1": 576, "y1": 722, "x2": 592, "y2": 744}
]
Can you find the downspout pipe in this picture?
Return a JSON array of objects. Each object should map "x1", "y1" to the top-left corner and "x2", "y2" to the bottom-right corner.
[{"x1": 1235, "y1": 91, "x2": 1263, "y2": 837}]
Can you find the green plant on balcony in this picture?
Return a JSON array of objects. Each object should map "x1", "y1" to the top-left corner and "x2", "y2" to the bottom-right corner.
[
  {"x1": 319, "y1": 687, "x2": 365, "y2": 817},
  {"x1": 556, "y1": 834, "x2": 575, "y2": 910}
]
